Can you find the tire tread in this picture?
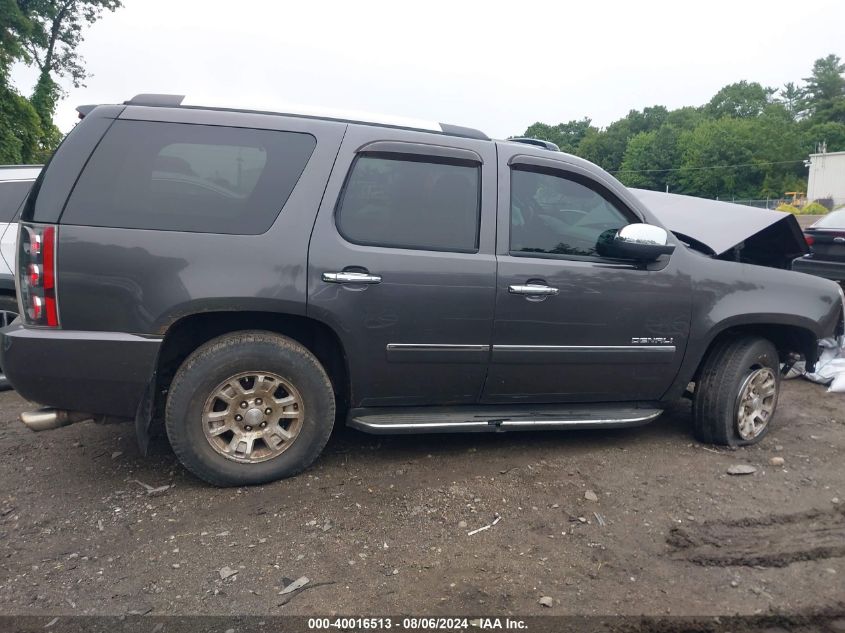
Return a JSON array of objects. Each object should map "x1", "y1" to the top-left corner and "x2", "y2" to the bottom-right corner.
[
  {"x1": 693, "y1": 335, "x2": 778, "y2": 446},
  {"x1": 165, "y1": 330, "x2": 335, "y2": 486}
]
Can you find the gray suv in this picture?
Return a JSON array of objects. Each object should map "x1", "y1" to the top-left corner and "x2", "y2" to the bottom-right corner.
[{"x1": 2, "y1": 94, "x2": 843, "y2": 486}]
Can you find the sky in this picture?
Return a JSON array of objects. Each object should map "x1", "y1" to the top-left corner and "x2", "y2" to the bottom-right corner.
[{"x1": 10, "y1": 0, "x2": 845, "y2": 138}]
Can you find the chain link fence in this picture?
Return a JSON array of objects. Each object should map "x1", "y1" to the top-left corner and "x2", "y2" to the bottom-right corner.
[{"x1": 729, "y1": 197, "x2": 845, "y2": 211}]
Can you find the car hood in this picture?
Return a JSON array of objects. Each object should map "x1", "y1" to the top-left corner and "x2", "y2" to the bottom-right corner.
[{"x1": 630, "y1": 188, "x2": 808, "y2": 265}]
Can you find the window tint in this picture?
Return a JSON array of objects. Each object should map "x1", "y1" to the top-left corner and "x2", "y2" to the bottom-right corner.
[
  {"x1": 510, "y1": 168, "x2": 630, "y2": 257},
  {"x1": 336, "y1": 155, "x2": 480, "y2": 252},
  {"x1": 0, "y1": 180, "x2": 33, "y2": 222},
  {"x1": 62, "y1": 120, "x2": 316, "y2": 234}
]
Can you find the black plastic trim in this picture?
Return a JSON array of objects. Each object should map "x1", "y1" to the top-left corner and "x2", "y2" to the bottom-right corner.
[
  {"x1": 356, "y1": 141, "x2": 482, "y2": 164},
  {"x1": 0, "y1": 324, "x2": 161, "y2": 418}
]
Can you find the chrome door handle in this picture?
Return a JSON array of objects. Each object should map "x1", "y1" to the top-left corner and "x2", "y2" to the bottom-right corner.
[
  {"x1": 322, "y1": 271, "x2": 382, "y2": 284},
  {"x1": 509, "y1": 284, "x2": 559, "y2": 296}
]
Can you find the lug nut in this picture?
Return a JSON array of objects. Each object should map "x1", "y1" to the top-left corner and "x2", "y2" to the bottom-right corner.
[
  {"x1": 240, "y1": 401, "x2": 248, "y2": 409},
  {"x1": 235, "y1": 414, "x2": 243, "y2": 422},
  {"x1": 245, "y1": 425, "x2": 252, "y2": 431},
  {"x1": 255, "y1": 398, "x2": 262, "y2": 405},
  {"x1": 265, "y1": 408, "x2": 272, "y2": 415},
  {"x1": 260, "y1": 421, "x2": 267, "y2": 428}
]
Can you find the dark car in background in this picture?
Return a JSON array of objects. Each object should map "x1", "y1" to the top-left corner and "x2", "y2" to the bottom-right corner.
[
  {"x1": 793, "y1": 209, "x2": 845, "y2": 284},
  {"x1": 1, "y1": 94, "x2": 843, "y2": 487}
]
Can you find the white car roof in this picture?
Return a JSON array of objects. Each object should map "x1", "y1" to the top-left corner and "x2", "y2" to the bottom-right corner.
[{"x1": 0, "y1": 165, "x2": 42, "y2": 182}]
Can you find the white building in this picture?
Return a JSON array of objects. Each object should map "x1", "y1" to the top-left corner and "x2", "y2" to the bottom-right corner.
[{"x1": 807, "y1": 150, "x2": 845, "y2": 206}]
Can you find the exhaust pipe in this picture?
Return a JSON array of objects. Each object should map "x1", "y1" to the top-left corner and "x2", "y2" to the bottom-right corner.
[{"x1": 20, "y1": 408, "x2": 92, "y2": 432}]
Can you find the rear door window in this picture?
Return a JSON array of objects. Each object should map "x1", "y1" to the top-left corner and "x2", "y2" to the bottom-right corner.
[
  {"x1": 336, "y1": 155, "x2": 480, "y2": 252},
  {"x1": 61, "y1": 120, "x2": 316, "y2": 234},
  {"x1": 0, "y1": 180, "x2": 33, "y2": 222}
]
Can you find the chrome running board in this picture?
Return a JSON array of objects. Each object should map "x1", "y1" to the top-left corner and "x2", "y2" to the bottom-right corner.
[{"x1": 348, "y1": 405, "x2": 663, "y2": 435}]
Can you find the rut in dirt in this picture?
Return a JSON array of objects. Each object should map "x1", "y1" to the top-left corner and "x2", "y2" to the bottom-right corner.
[{"x1": 667, "y1": 506, "x2": 845, "y2": 567}]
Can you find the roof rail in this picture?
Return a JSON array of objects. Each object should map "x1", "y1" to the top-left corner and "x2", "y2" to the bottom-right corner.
[
  {"x1": 116, "y1": 93, "x2": 489, "y2": 141},
  {"x1": 509, "y1": 137, "x2": 560, "y2": 152},
  {"x1": 124, "y1": 94, "x2": 186, "y2": 107}
]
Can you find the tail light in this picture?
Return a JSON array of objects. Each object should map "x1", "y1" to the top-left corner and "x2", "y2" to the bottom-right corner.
[
  {"x1": 805, "y1": 234, "x2": 814, "y2": 246},
  {"x1": 18, "y1": 223, "x2": 59, "y2": 327}
]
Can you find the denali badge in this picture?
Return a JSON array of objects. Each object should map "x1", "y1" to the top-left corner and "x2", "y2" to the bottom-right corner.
[{"x1": 632, "y1": 337, "x2": 675, "y2": 345}]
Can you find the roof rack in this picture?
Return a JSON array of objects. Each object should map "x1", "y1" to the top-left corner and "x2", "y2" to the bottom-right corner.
[
  {"x1": 125, "y1": 94, "x2": 186, "y2": 107},
  {"x1": 509, "y1": 137, "x2": 560, "y2": 152},
  {"x1": 115, "y1": 94, "x2": 489, "y2": 141}
]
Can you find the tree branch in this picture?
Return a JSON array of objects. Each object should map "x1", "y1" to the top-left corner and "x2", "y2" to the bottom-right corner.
[{"x1": 42, "y1": 0, "x2": 78, "y2": 73}]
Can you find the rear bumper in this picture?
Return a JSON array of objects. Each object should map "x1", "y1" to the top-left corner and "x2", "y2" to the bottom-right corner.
[
  {"x1": 0, "y1": 323, "x2": 161, "y2": 418},
  {"x1": 792, "y1": 256, "x2": 845, "y2": 281}
]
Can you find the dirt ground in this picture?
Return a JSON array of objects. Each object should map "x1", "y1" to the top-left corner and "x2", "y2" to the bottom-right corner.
[{"x1": 0, "y1": 379, "x2": 843, "y2": 618}]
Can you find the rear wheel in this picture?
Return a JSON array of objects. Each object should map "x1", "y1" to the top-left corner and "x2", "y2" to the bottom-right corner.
[
  {"x1": 166, "y1": 331, "x2": 335, "y2": 486},
  {"x1": 0, "y1": 295, "x2": 19, "y2": 391},
  {"x1": 692, "y1": 336, "x2": 779, "y2": 447}
]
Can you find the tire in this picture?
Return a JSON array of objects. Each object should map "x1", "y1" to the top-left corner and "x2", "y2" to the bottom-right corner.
[
  {"x1": 692, "y1": 336, "x2": 780, "y2": 447},
  {"x1": 165, "y1": 331, "x2": 335, "y2": 486},
  {"x1": 0, "y1": 294, "x2": 19, "y2": 392}
]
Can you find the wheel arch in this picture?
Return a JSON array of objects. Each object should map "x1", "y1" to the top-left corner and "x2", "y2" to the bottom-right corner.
[
  {"x1": 694, "y1": 320, "x2": 819, "y2": 380},
  {"x1": 148, "y1": 310, "x2": 350, "y2": 434},
  {"x1": 662, "y1": 317, "x2": 820, "y2": 402}
]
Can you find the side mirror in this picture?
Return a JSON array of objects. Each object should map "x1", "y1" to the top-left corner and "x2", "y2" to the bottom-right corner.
[{"x1": 597, "y1": 224, "x2": 675, "y2": 261}]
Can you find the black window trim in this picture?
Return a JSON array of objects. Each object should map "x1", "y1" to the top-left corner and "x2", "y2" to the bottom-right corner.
[
  {"x1": 356, "y1": 140, "x2": 483, "y2": 165},
  {"x1": 507, "y1": 161, "x2": 644, "y2": 264},
  {"x1": 333, "y1": 149, "x2": 483, "y2": 254}
]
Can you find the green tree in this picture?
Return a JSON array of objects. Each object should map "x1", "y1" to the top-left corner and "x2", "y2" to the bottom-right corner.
[
  {"x1": 576, "y1": 106, "x2": 668, "y2": 172},
  {"x1": 705, "y1": 80, "x2": 775, "y2": 119},
  {"x1": 676, "y1": 118, "x2": 758, "y2": 198},
  {"x1": 0, "y1": 85, "x2": 41, "y2": 163},
  {"x1": 750, "y1": 104, "x2": 806, "y2": 197},
  {"x1": 802, "y1": 120, "x2": 845, "y2": 153},
  {"x1": 802, "y1": 54, "x2": 845, "y2": 123},
  {"x1": 777, "y1": 82, "x2": 805, "y2": 119},
  {"x1": 664, "y1": 106, "x2": 704, "y2": 130},
  {"x1": 522, "y1": 118, "x2": 594, "y2": 154},
  {"x1": 515, "y1": 53, "x2": 845, "y2": 200},
  {"x1": 21, "y1": 0, "x2": 122, "y2": 152},
  {"x1": 617, "y1": 125, "x2": 682, "y2": 191},
  {"x1": 0, "y1": 1, "x2": 42, "y2": 163},
  {"x1": 1, "y1": 0, "x2": 31, "y2": 75}
]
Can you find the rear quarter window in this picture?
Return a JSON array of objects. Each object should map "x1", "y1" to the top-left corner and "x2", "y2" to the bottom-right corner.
[
  {"x1": 61, "y1": 120, "x2": 316, "y2": 234},
  {"x1": 0, "y1": 180, "x2": 33, "y2": 222}
]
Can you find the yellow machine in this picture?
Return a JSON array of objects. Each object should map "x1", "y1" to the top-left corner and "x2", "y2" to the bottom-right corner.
[{"x1": 784, "y1": 191, "x2": 807, "y2": 207}]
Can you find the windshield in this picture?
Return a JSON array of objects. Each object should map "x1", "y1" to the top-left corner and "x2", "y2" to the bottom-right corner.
[{"x1": 812, "y1": 209, "x2": 845, "y2": 229}]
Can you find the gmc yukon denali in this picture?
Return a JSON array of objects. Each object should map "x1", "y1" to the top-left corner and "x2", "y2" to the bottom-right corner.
[{"x1": 2, "y1": 94, "x2": 843, "y2": 486}]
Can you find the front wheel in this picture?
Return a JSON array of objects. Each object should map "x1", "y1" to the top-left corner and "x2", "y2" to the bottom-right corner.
[
  {"x1": 165, "y1": 331, "x2": 336, "y2": 486},
  {"x1": 692, "y1": 336, "x2": 780, "y2": 447}
]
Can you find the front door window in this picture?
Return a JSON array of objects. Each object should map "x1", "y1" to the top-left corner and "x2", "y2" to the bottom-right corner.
[{"x1": 510, "y1": 168, "x2": 630, "y2": 258}]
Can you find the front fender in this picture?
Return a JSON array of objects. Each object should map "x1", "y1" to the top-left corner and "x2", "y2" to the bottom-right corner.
[{"x1": 661, "y1": 256, "x2": 842, "y2": 402}]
